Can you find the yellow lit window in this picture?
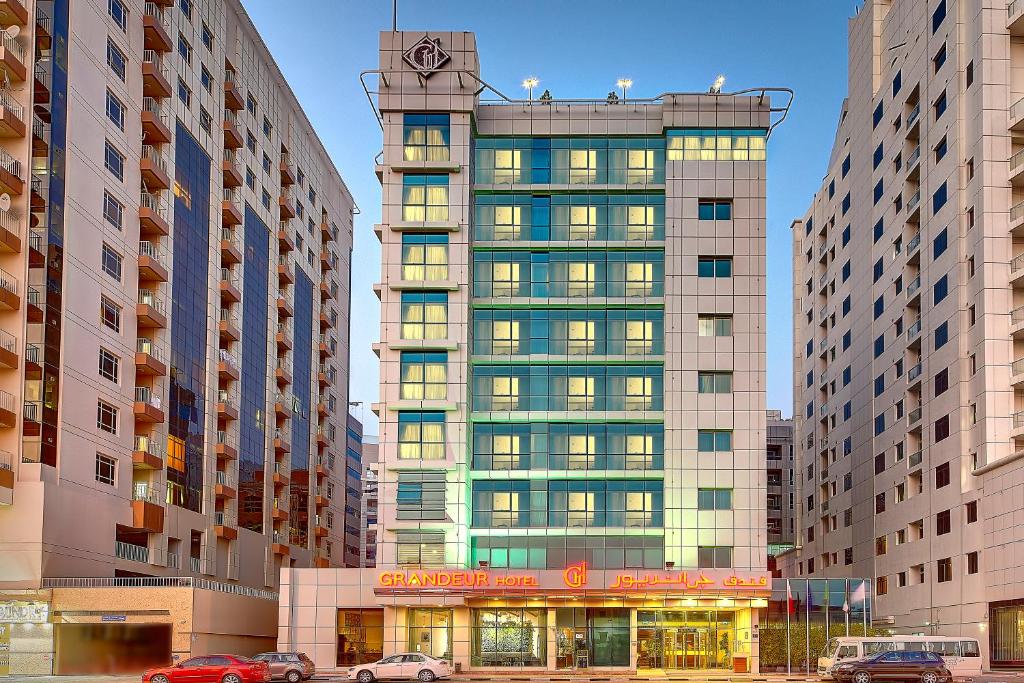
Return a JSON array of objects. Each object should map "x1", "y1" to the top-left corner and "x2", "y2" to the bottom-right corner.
[
  {"x1": 491, "y1": 320, "x2": 520, "y2": 354},
  {"x1": 567, "y1": 492, "x2": 596, "y2": 527},
  {"x1": 401, "y1": 299, "x2": 447, "y2": 340},
  {"x1": 490, "y1": 492, "x2": 519, "y2": 528},
  {"x1": 567, "y1": 320, "x2": 596, "y2": 354},
  {"x1": 491, "y1": 376, "x2": 519, "y2": 410},
  {"x1": 567, "y1": 434, "x2": 596, "y2": 470},
  {"x1": 625, "y1": 320, "x2": 654, "y2": 354},
  {"x1": 625, "y1": 376, "x2": 654, "y2": 410},
  {"x1": 627, "y1": 206, "x2": 656, "y2": 240},
  {"x1": 569, "y1": 206, "x2": 597, "y2": 240},
  {"x1": 398, "y1": 419, "x2": 444, "y2": 460},
  {"x1": 493, "y1": 149, "x2": 522, "y2": 184},
  {"x1": 569, "y1": 150, "x2": 597, "y2": 184},
  {"x1": 627, "y1": 149, "x2": 655, "y2": 184},
  {"x1": 625, "y1": 434, "x2": 655, "y2": 469},
  {"x1": 567, "y1": 376, "x2": 596, "y2": 410},
  {"x1": 666, "y1": 136, "x2": 684, "y2": 162},
  {"x1": 625, "y1": 491, "x2": 654, "y2": 526},
  {"x1": 567, "y1": 262, "x2": 596, "y2": 296},
  {"x1": 400, "y1": 358, "x2": 447, "y2": 400},
  {"x1": 403, "y1": 120, "x2": 449, "y2": 162},
  {"x1": 402, "y1": 181, "x2": 449, "y2": 222},
  {"x1": 491, "y1": 262, "x2": 520, "y2": 296},
  {"x1": 625, "y1": 262, "x2": 655, "y2": 296},
  {"x1": 491, "y1": 435, "x2": 520, "y2": 469},
  {"x1": 493, "y1": 206, "x2": 521, "y2": 240},
  {"x1": 166, "y1": 435, "x2": 185, "y2": 472},
  {"x1": 401, "y1": 243, "x2": 448, "y2": 281}
]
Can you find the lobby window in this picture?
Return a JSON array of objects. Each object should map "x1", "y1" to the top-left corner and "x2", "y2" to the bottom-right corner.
[
  {"x1": 107, "y1": 39, "x2": 126, "y2": 80},
  {"x1": 697, "y1": 256, "x2": 732, "y2": 278},
  {"x1": 95, "y1": 452, "x2": 116, "y2": 486},
  {"x1": 100, "y1": 296, "x2": 121, "y2": 332},
  {"x1": 698, "y1": 314, "x2": 732, "y2": 337},
  {"x1": 933, "y1": 181, "x2": 948, "y2": 213},
  {"x1": 399, "y1": 352, "x2": 447, "y2": 401},
  {"x1": 101, "y1": 243, "x2": 122, "y2": 281},
  {"x1": 402, "y1": 175, "x2": 448, "y2": 222},
  {"x1": 697, "y1": 371, "x2": 732, "y2": 394},
  {"x1": 103, "y1": 191, "x2": 123, "y2": 230},
  {"x1": 98, "y1": 348, "x2": 119, "y2": 383},
  {"x1": 397, "y1": 412, "x2": 444, "y2": 460},
  {"x1": 401, "y1": 292, "x2": 446, "y2": 339},
  {"x1": 697, "y1": 546, "x2": 732, "y2": 569},
  {"x1": 401, "y1": 233, "x2": 448, "y2": 281},
  {"x1": 698, "y1": 199, "x2": 732, "y2": 220},
  {"x1": 472, "y1": 609, "x2": 546, "y2": 667},
  {"x1": 104, "y1": 140, "x2": 124, "y2": 181},
  {"x1": 403, "y1": 114, "x2": 450, "y2": 162},
  {"x1": 697, "y1": 488, "x2": 732, "y2": 510},
  {"x1": 396, "y1": 531, "x2": 445, "y2": 567},
  {"x1": 106, "y1": 90, "x2": 125, "y2": 130},
  {"x1": 396, "y1": 473, "x2": 446, "y2": 521},
  {"x1": 697, "y1": 430, "x2": 732, "y2": 452},
  {"x1": 97, "y1": 400, "x2": 118, "y2": 434}
]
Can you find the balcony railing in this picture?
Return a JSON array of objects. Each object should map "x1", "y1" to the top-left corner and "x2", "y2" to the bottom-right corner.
[
  {"x1": 906, "y1": 103, "x2": 920, "y2": 129},
  {"x1": 0, "y1": 28, "x2": 25, "y2": 62},
  {"x1": 0, "y1": 267, "x2": 18, "y2": 297},
  {"x1": 143, "y1": 1, "x2": 167, "y2": 24},
  {"x1": 0, "y1": 148, "x2": 21, "y2": 180},
  {"x1": 909, "y1": 407, "x2": 923, "y2": 425},
  {"x1": 907, "y1": 318, "x2": 922, "y2": 340},
  {"x1": 134, "y1": 434, "x2": 164, "y2": 456},
  {"x1": 906, "y1": 190, "x2": 921, "y2": 213},
  {"x1": 142, "y1": 49, "x2": 166, "y2": 72},
  {"x1": 141, "y1": 190, "x2": 166, "y2": 215},
  {"x1": 137, "y1": 337, "x2": 163, "y2": 360},
  {"x1": 142, "y1": 145, "x2": 167, "y2": 171},
  {"x1": 214, "y1": 510, "x2": 236, "y2": 527},
  {"x1": 1015, "y1": 411, "x2": 1024, "y2": 429},
  {"x1": 139, "y1": 240, "x2": 163, "y2": 262},
  {"x1": 115, "y1": 541, "x2": 149, "y2": 563},
  {"x1": 1013, "y1": 358, "x2": 1024, "y2": 376},
  {"x1": 221, "y1": 226, "x2": 240, "y2": 247},
  {"x1": 138, "y1": 288, "x2": 165, "y2": 311},
  {"x1": 908, "y1": 450, "x2": 923, "y2": 467},
  {"x1": 189, "y1": 556, "x2": 201, "y2": 573},
  {"x1": 224, "y1": 109, "x2": 238, "y2": 126},
  {"x1": 907, "y1": 275, "x2": 921, "y2": 298},
  {"x1": 143, "y1": 96, "x2": 166, "y2": 119},
  {"x1": 0, "y1": 89, "x2": 24, "y2": 123},
  {"x1": 0, "y1": 328, "x2": 13, "y2": 355},
  {"x1": 0, "y1": 449, "x2": 11, "y2": 472},
  {"x1": 908, "y1": 362, "x2": 923, "y2": 381},
  {"x1": 134, "y1": 386, "x2": 161, "y2": 408},
  {"x1": 906, "y1": 145, "x2": 921, "y2": 169},
  {"x1": 1013, "y1": 0, "x2": 1024, "y2": 20},
  {"x1": 1013, "y1": 97, "x2": 1024, "y2": 124},
  {"x1": 218, "y1": 348, "x2": 239, "y2": 370},
  {"x1": 1014, "y1": 305, "x2": 1024, "y2": 325},
  {"x1": 215, "y1": 470, "x2": 235, "y2": 488},
  {"x1": 275, "y1": 426, "x2": 290, "y2": 442},
  {"x1": 167, "y1": 552, "x2": 179, "y2": 569},
  {"x1": 907, "y1": 232, "x2": 921, "y2": 255},
  {"x1": 1013, "y1": 201, "x2": 1024, "y2": 225},
  {"x1": 223, "y1": 186, "x2": 239, "y2": 203}
]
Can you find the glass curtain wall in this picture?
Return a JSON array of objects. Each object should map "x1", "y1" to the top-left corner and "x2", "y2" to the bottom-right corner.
[{"x1": 471, "y1": 608, "x2": 547, "y2": 667}]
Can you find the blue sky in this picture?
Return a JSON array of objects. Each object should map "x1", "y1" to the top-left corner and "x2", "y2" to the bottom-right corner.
[{"x1": 241, "y1": 0, "x2": 862, "y2": 433}]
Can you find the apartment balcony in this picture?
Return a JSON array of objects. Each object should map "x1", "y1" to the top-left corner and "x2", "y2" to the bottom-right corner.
[
  {"x1": 906, "y1": 317, "x2": 922, "y2": 345},
  {"x1": 0, "y1": 0, "x2": 28, "y2": 25},
  {"x1": 275, "y1": 322, "x2": 292, "y2": 351},
  {"x1": 0, "y1": 90, "x2": 25, "y2": 138},
  {"x1": 314, "y1": 522, "x2": 328, "y2": 538},
  {"x1": 274, "y1": 428, "x2": 290, "y2": 454},
  {"x1": 222, "y1": 187, "x2": 243, "y2": 226},
  {"x1": 908, "y1": 406, "x2": 923, "y2": 427},
  {"x1": 0, "y1": 267, "x2": 18, "y2": 310},
  {"x1": 0, "y1": 148, "x2": 23, "y2": 195},
  {"x1": 140, "y1": 191, "x2": 169, "y2": 236},
  {"x1": 32, "y1": 62, "x2": 48, "y2": 105},
  {"x1": 220, "y1": 227, "x2": 241, "y2": 264},
  {"x1": 280, "y1": 154, "x2": 295, "y2": 185},
  {"x1": 142, "y1": 50, "x2": 171, "y2": 98},
  {"x1": 135, "y1": 338, "x2": 166, "y2": 377},
  {"x1": 31, "y1": 115, "x2": 46, "y2": 158},
  {"x1": 320, "y1": 308, "x2": 337, "y2": 330},
  {"x1": 216, "y1": 388, "x2": 238, "y2": 421},
  {"x1": 141, "y1": 145, "x2": 170, "y2": 190},
  {"x1": 137, "y1": 289, "x2": 167, "y2": 328},
  {"x1": 24, "y1": 285, "x2": 40, "y2": 322},
  {"x1": 29, "y1": 173, "x2": 44, "y2": 212},
  {"x1": 0, "y1": 449, "x2": 12, "y2": 498},
  {"x1": 20, "y1": 399, "x2": 39, "y2": 435},
  {"x1": 1010, "y1": 0, "x2": 1024, "y2": 36},
  {"x1": 278, "y1": 222, "x2": 295, "y2": 252},
  {"x1": 318, "y1": 364, "x2": 335, "y2": 387},
  {"x1": 905, "y1": 102, "x2": 921, "y2": 136},
  {"x1": 320, "y1": 279, "x2": 338, "y2": 300},
  {"x1": 132, "y1": 435, "x2": 163, "y2": 470},
  {"x1": 272, "y1": 465, "x2": 289, "y2": 488},
  {"x1": 905, "y1": 274, "x2": 921, "y2": 303},
  {"x1": 271, "y1": 533, "x2": 290, "y2": 557},
  {"x1": 0, "y1": 28, "x2": 26, "y2": 82},
  {"x1": 315, "y1": 489, "x2": 328, "y2": 507},
  {"x1": 1013, "y1": 358, "x2": 1024, "y2": 387},
  {"x1": 214, "y1": 470, "x2": 237, "y2": 499},
  {"x1": 317, "y1": 395, "x2": 331, "y2": 417},
  {"x1": 275, "y1": 360, "x2": 291, "y2": 387},
  {"x1": 142, "y1": 2, "x2": 172, "y2": 52},
  {"x1": 276, "y1": 290, "x2": 293, "y2": 318},
  {"x1": 217, "y1": 349, "x2": 240, "y2": 381},
  {"x1": 277, "y1": 256, "x2": 293, "y2": 285},
  {"x1": 316, "y1": 426, "x2": 333, "y2": 447},
  {"x1": 214, "y1": 510, "x2": 238, "y2": 540},
  {"x1": 0, "y1": 389, "x2": 14, "y2": 428},
  {"x1": 320, "y1": 220, "x2": 337, "y2": 243},
  {"x1": 1012, "y1": 151, "x2": 1024, "y2": 189},
  {"x1": 216, "y1": 430, "x2": 237, "y2": 461},
  {"x1": 278, "y1": 193, "x2": 296, "y2": 220},
  {"x1": 0, "y1": 328, "x2": 15, "y2": 369},
  {"x1": 115, "y1": 540, "x2": 151, "y2": 563},
  {"x1": 320, "y1": 249, "x2": 338, "y2": 271},
  {"x1": 1012, "y1": 254, "x2": 1024, "y2": 288},
  {"x1": 224, "y1": 70, "x2": 244, "y2": 110},
  {"x1": 319, "y1": 334, "x2": 335, "y2": 358},
  {"x1": 219, "y1": 268, "x2": 241, "y2": 303},
  {"x1": 141, "y1": 97, "x2": 171, "y2": 144},
  {"x1": 315, "y1": 455, "x2": 329, "y2": 478},
  {"x1": 138, "y1": 241, "x2": 168, "y2": 282},
  {"x1": 223, "y1": 110, "x2": 243, "y2": 149},
  {"x1": 222, "y1": 149, "x2": 242, "y2": 187},
  {"x1": 274, "y1": 392, "x2": 291, "y2": 419},
  {"x1": 133, "y1": 386, "x2": 164, "y2": 423},
  {"x1": 313, "y1": 553, "x2": 330, "y2": 569},
  {"x1": 905, "y1": 189, "x2": 921, "y2": 222},
  {"x1": 131, "y1": 483, "x2": 165, "y2": 533},
  {"x1": 219, "y1": 309, "x2": 240, "y2": 342},
  {"x1": 271, "y1": 501, "x2": 289, "y2": 524},
  {"x1": 1013, "y1": 411, "x2": 1024, "y2": 438}
]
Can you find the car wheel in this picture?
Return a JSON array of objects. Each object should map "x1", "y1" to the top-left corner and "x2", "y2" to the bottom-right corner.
[
  {"x1": 223, "y1": 674, "x2": 242, "y2": 683},
  {"x1": 152, "y1": 676, "x2": 170, "y2": 683},
  {"x1": 853, "y1": 671, "x2": 871, "y2": 683},
  {"x1": 418, "y1": 670, "x2": 436, "y2": 683},
  {"x1": 921, "y1": 672, "x2": 938, "y2": 683},
  {"x1": 357, "y1": 670, "x2": 375, "y2": 683},
  {"x1": 286, "y1": 671, "x2": 302, "y2": 683}
]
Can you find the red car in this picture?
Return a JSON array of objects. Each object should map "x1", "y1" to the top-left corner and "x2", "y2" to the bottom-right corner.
[{"x1": 143, "y1": 655, "x2": 271, "y2": 683}]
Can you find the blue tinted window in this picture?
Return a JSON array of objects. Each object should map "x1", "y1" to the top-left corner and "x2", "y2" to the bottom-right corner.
[
  {"x1": 892, "y1": 70, "x2": 902, "y2": 97},
  {"x1": 698, "y1": 200, "x2": 731, "y2": 220},
  {"x1": 873, "y1": 218, "x2": 884, "y2": 243},
  {"x1": 935, "y1": 136, "x2": 947, "y2": 161},
  {"x1": 874, "y1": 295, "x2": 884, "y2": 320},
  {"x1": 873, "y1": 143, "x2": 884, "y2": 169},
  {"x1": 806, "y1": 340, "x2": 813, "y2": 357},
  {"x1": 873, "y1": 101, "x2": 884, "y2": 128},
  {"x1": 842, "y1": 193, "x2": 851, "y2": 215},
  {"x1": 842, "y1": 225, "x2": 850, "y2": 246},
  {"x1": 843, "y1": 331, "x2": 851, "y2": 350},
  {"x1": 874, "y1": 334, "x2": 885, "y2": 358},
  {"x1": 934, "y1": 91, "x2": 947, "y2": 119},
  {"x1": 875, "y1": 413, "x2": 886, "y2": 436},
  {"x1": 873, "y1": 179, "x2": 884, "y2": 204},
  {"x1": 842, "y1": 296, "x2": 851, "y2": 316},
  {"x1": 935, "y1": 321, "x2": 948, "y2": 348},
  {"x1": 843, "y1": 366, "x2": 851, "y2": 386},
  {"x1": 934, "y1": 274, "x2": 949, "y2": 304},
  {"x1": 842, "y1": 261, "x2": 851, "y2": 282},
  {"x1": 933, "y1": 182, "x2": 948, "y2": 213},
  {"x1": 874, "y1": 374, "x2": 885, "y2": 397},
  {"x1": 843, "y1": 402, "x2": 852, "y2": 420},
  {"x1": 873, "y1": 258, "x2": 883, "y2": 282},
  {"x1": 932, "y1": 0, "x2": 946, "y2": 33},
  {"x1": 841, "y1": 155, "x2": 850, "y2": 178},
  {"x1": 933, "y1": 228, "x2": 948, "y2": 259}
]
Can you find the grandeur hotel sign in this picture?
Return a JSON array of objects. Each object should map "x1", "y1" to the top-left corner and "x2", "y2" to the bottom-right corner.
[{"x1": 376, "y1": 563, "x2": 770, "y2": 596}]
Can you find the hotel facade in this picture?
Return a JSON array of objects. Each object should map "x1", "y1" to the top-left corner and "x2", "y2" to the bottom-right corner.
[
  {"x1": 0, "y1": 0, "x2": 354, "y2": 674},
  {"x1": 275, "y1": 30, "x2": 874, "y2": 675},
  {"x1": 786, "y1": 0, "x2": 1024, "y2": 668}
]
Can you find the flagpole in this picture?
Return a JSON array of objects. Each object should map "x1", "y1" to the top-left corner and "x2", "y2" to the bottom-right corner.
[
  {"x1": 805, "y1": 582, "x2": 810, "y2": 675},
  {"x1": 844, "y1": 580, "x2": 851, "y2": 634},
  {"x1": 786, "y1": 579, "x2": 792, "y2": 676}
]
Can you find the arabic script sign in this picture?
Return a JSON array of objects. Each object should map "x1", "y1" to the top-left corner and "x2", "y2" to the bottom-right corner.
[{"x1": 402, "y1": 36, "x2": 450, "y2": 78}]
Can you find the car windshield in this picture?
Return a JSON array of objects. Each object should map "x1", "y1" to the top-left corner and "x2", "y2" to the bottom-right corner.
[{"x1": 823, "y1": 639, "x2": 840, "y2": 657}]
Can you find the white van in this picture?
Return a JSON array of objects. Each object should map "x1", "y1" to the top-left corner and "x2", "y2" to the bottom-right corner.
[{"x1": 819, "y1": 636, "x2": 982, "y2": 678}]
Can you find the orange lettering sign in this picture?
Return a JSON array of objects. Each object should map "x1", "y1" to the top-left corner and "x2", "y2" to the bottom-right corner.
[{"x1": 563, "y1": 562, "x2": 588, "y2": 589}]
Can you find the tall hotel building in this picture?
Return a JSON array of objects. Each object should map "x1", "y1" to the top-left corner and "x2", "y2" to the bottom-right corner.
[
  {"x1": 788, "y1": 0, "x2": 1024, "y2": 666},
  {"x1": 279, "y1": 30, "x2": 791, "y2": 674},
  {"x1": 0, "y1": 0, "x2": 354, "y2": 672}
]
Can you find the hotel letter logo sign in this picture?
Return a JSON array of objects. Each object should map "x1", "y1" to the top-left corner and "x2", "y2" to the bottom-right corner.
[{"x1": 403, "y1": 36, "x2": 450, "y2": 78}]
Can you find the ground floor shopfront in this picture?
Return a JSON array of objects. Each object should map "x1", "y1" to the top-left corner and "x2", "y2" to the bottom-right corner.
[{"x1": 280, "y1": 568, "x2": 874, "y2": 675}]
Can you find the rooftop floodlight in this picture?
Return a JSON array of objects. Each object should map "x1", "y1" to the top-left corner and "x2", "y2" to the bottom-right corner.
[
  {"x1": 710, "y1": 74, "x2": 726, "y2": 94},
  {"x1": 522, "y1": 77, "x2": 539, "y2": 101},
  {"x1": 616, "y1": 78, "x2": 633, "y2": 101}
]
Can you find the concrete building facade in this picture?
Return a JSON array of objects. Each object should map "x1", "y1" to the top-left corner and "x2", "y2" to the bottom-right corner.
[
  {"x1": 360, "y1": 436, "x2": 379, "y2": 568},
  {"x1": 0, "y1": 0, "x2": 354, "y2": 674},
  {"x1": 788, "y1": 0, "x2": 1024, "y2": 667},
  {"x1": 766, "y1": 410, "x2": 795, "y2": 561}
]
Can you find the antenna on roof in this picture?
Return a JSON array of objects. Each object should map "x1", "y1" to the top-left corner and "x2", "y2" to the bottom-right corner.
[{"x1": 391, "y1": 0, "x2": 397, "y2": 31}]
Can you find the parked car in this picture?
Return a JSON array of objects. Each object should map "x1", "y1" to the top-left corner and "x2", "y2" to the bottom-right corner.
[
  {"x1": 252, "y1": 652, "x2": 315, "y2": 682},
  {"x1": 832, "y1": 650, "x2": 952, "y2": 683},
  {"x1": 348, "y1": 653, "x2": 451, "y2": 683},
  {"x1": 143, "y1": 655, "x2": 271, "y2": 683}
]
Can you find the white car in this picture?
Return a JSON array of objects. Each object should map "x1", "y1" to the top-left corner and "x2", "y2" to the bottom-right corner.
[{"x1": 348, "y1": 653, "x2": 451, "y2": 683}]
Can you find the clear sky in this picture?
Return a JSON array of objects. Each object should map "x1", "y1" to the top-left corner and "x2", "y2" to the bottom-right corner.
[{"x1": 241, "y1": 0, "x2": 862, "y2": 434}]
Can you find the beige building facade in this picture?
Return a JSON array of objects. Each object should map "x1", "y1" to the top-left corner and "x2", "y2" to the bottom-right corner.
[
  {"x1": 788, "y1": 0, "x2": 1024, "y2": 668},
  {"x1": 0, "y1": 0, "x2": 354, "y2": 675}
]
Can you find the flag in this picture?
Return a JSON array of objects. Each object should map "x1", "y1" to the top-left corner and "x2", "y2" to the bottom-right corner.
[
  {"x1": 787, "y1": 580, "x2": 795, "y2": 614},
  {"x1": 851, "y1": 580, "x2": 867, "y2": 606},
  {"x1": 842, "y1": 596, "x2": 849, "y2": 613}
]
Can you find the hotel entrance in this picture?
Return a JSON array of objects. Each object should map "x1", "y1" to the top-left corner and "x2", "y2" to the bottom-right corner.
[{"x1": 636, "y1": 610, "x2": 737, "y2": 670}]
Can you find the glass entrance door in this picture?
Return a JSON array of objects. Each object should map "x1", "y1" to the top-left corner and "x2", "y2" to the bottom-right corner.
[{"x1": 637, "y1": 610, "x2": 736, "y2": 670}]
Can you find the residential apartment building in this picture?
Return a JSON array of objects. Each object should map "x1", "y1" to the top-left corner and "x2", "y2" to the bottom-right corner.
[
  {"x1": 344, "y1": 414, "x2": 364, "y2": 567},
  {"x1": 360, "y1": 435, "x2": 378, "y2": 568},
  {"x1": 788, "y1": 0, "x2": 1024, "y2": 666},
  {"x1": 277, "y1": 29, "x2": 807, "y2": 675},
  {"x1": 766, "y1": 410, "x2": 795, "y2": 559},
  {"x1": 0, "y1": 0, "x2": 354, "y2": 673}
]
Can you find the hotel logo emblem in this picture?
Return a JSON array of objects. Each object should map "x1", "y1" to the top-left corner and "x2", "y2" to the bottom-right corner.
[
  {"x1": 562, "y1": 562, "x2": 588, "y2": 589},
  {"x1": 403, "y1": 36, "x2": 450, "y2": 78}
]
